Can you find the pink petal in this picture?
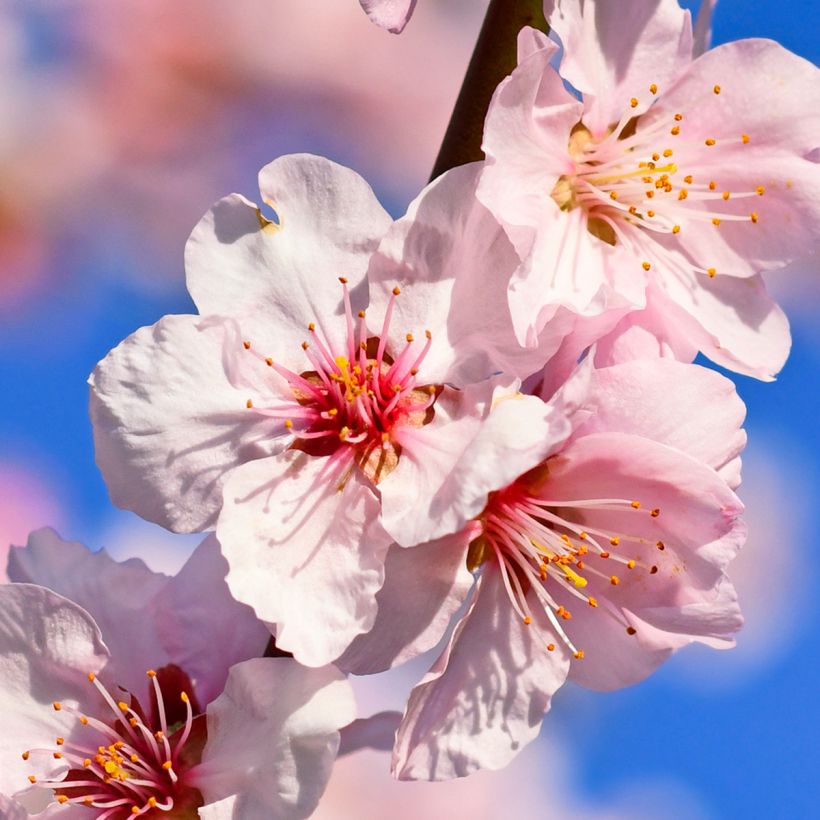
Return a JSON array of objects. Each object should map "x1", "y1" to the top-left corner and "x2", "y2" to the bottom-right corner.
[
  {"x1": 393, "y1": 568, "x2": 570, "y2": 781},
  {"x1": 90, "y1": 314, "x2": 286, "y2": 532},
  {"x1": 218, "y1": 451, "x2": 391, "y2": 667},
  {"x1": 194, "y1": 658, "x2": 355, "y2": 819},
  {"x1": 368, "y1": 163, "x2": 567, "y2": 385},
  {"x1": 7, "y1": 528, "x2": 168, "y2": 698},
  {"x1": 0, "y1": 584, "x2": 109, "y2": 794},
  {"x1": 337, "y1": 532, "x2": 475, "y2": 675},
  {"x1": 544, "y1": 0, "x2": 693, "y2": 133},
  {"x1": 656, "y1": 268, "x2": 791, "y2": 380},
  {"x1": 382, "y1": 387, "x2": 572, "y2": 547},
  {"x1": 0, "y1": 796, "x2": 27, "y2": 820},
  {"x1": 575, "y1": 358, "x2": 746, "y2": 479},
  {"x1": 359, "y1": 0, "x2": 417, "y2": 34},
  {"x1": 149, "y1": 535, "x2": 270, "y2": 705},
  {"x1": 186, "y1": 154, "x2": 392, "y2": 356}
]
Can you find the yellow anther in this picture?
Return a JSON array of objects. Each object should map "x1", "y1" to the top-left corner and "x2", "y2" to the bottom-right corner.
[
  {"x1": 284, "y1": 419, "x2": 293, "y2": 429},
  {"x1": 663, "y1": 148, "x2": 673, "y2": 158},
  {"x1": 149, "y1": 797, "x2": 159, "y2": 808},
  {"x1": 670, "y1": 125, "x2": 681, "y2": 135},
  {"x1": 556, "y1": 606, "x2": 572, "y2": 620},
  {"x1": 709, "y1": 180, "x2": 717, "y2": 190},
  {"x1": 392, "y1": 286, "x2": 401, "y2": 296},
  {"x1": 301, "y1": 341, "x2": 309, "y2": 350},
  {"x1": 652, "y1": 152, "x2": 660, "y2": 162},
  {"x1": 405, "y1": 333, "x2": 414, "y2": 343},
  {"x1": 600, "y1": 551, "x2": 610, "y2": 559},
  {"x1": 627, "y1": 626, "x2": 637, "y2": 635},
  {"x1": 132, "y1": 808, "x2": 140, "y2": 816},
  {"x1": 674, "y1": 113, "x2": 683, "y2": 121},
  {"x1": 579, "y1": 532, "x2": 587, "y2": 540},
  {"x1": 627, "y1": 560, "x2": 636, "y2": 570},
  {"x1": 672, "y1": 225, "x2": 681, "y2": 234},
  {"x1": 339, "y1": 427, "x2": 350, "y2": 441},
  {"x1": 684, "y1": 174, "x2": 693, "y2": 184},
  {"x1": 750, "y1": 212, "x2": 759, "y2": 223},
  {"x1": 562, "y1": 565, "x2": 588, "y2": 589},
  {"x1": 146, "y1": 669, "x2": 156, "y2": 678},
  {"x1": 630, "y1": 501, "x2": 641, "y2": 509},
  {"x1": 162, "y1": 760, "x2": 174, "y2": 771},
  {"x1": 265, "y1": 357, "x2": 273, "y2": 366},
  {"x1": 21, "y1": 751, "x2": 29, "y2": 760},
  {"x1": 705, "y1": 138, "x2": 716, "y2": 146},
  {"x1": 87, "y1": 672, "x2": 96, "y2": 682},
  {"x1": 523, "y1": 616, "x2": 532, "y2": 625},
  {"x1": 642, "y1": 261, "x2": 651, "y2": 271},
  {"x1": 678, "y1": 189, "x2": 688, "y2": 200},
  {"x1": 756, "y1": 185, "x2": 765, "y2": 195},
  {"x1": 547, "y1": 643, "x2": 555, "y2": 652},
  {"x1": 243, "y1": 340, "x2": 251, "y2": 350},
  {"x1": 651, "y1": 508, "x2": 660, "y2": 517},
  {"x1": 650, "y1": 565, "x2": 659, "y2": 574},
  {"x1": 57, "y1": 796, "x2": 69, "y2": 805},
  {"x1": 707, "y1": 268, "x2": 717, "y2": 277},
  {"x1": 610, "y1": 575, "x2": 621, "y2": 586},
  {"x1": 647, "y1": 210, "x2": 655, "y2": 217},
  {"x1": 712, "y1": 218, "x2": 721, "y2": 226},
  {"x1": 722, "y1": 191, "x2": 731, "y2": 200},
  {"x1": 28, "y1": 775, "x2": 37, "y2": 784},
  {"x1": 609, "y1": 536, "x2": 620, "y2": 546},
  {"x1": 588, "y1": 597, "x2": 599, "y2": 608},
  {"x1": 83, "y1": 758, "x2": 92, "y2": 767},
  {"x1": 338, "y1": 276, "x2": 348, "y2": 284},
  {"x1": 181, "y1": 692, "x2": 190, "y2": 703},
  {"x1": 246, "y1": 399, "x2": 253, "y2": 409},
  {"x1": 79, "y1": 715, "x2": 88, "y2": 725},
  {"x1": 574, "y1": 650, "x2": 585, "y2": 660},
  {"x1": 713, "y1": 84, "x2": 721, "y2": 94},
  {"x1": 630, "y1": 97, "x2": 639, "y2": 108},
  {"x1": 742, "y1": 134, "x2": 750, "y2": 144},
  {"x1": 649, "y1": 83, "x2": 658, "y2": 94},
  {"x1": 52, "y1": 702, "x2": 62, "y2": 711},
  {"x1": 53, "y1": 752, "x2": 62, "y2": 759},
  {"x1": 657, "y1": 540, "x2": 666, "y2": 550}
]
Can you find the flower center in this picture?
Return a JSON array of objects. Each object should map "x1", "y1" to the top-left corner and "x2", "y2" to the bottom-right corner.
[
  {"x1": 468, "y1": 463, "x2": 665, "y2": 658},
  {"x1": 24, "y1": 667, "x2": 203, "y2": 819},
  {"x1": 551, "y1": 83, "x2": 764, "y2": 276},
  {"x1": 243, "y1": 280, "x2": 438, "y2": 483}
]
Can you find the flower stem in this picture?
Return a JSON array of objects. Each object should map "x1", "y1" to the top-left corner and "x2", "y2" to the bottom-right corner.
[{"x1": 429, "y1": 0, "x2": 548, "y2": 181}]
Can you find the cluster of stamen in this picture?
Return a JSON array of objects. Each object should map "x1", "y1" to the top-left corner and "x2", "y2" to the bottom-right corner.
[
  {"x1": 469, "y1": 472, "x2": 666, "y2": 659},
  {"x1": 242, "y1": 280, "x2": 437, "y2": 483},
  {"x1": 552, "y1": 82, "x2": 765, "y2": 278},
  {"x1": 23, "y1": 671, "x2": 196, "y2": 818}
]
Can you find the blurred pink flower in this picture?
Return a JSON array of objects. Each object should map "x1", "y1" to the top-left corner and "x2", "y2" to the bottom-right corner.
[
  {"x1": 479, "y1": 0, "x2": 819, "y2": 378},
  {"x1": 2, "y1": 529, "x2": 352, "y2": 818},
  {"x1": 347, "y1": 358, "x2": 746, "y2": 779}
]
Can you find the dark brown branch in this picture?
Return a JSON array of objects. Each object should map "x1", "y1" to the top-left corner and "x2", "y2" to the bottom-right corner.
[{"x1": 430, "y1": 0, "x2": 548, "y2": 181}]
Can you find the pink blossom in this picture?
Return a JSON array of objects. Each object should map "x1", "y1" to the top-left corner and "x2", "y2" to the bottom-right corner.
[
  {"x1": 359, "y1": 0, "x2": 417, "y2": 33},
  {"x1": 347, "y1": 358, "x2": 746, "y2": 779},
  {"x1": 0, "y1": 529, "x2": 353, "y2": 817},
  {"x1": 479, "y1": 0, "x2": 819, "y2": 378},
  {"x1": 90, "y1": 154, "x2": 534, "y2": 667}
]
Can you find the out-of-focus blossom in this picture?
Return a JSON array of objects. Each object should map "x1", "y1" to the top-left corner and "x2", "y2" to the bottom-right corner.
[
  {"x1": 0, "y1": 0, "x2": 483, "y2": 305},
  {"x1": 347, "y1": 358, "x2": 746, "y2": 779},
  {"x1": 479, "y1": 0, "x2": 819, "y2": 378},
  {"x1": 0, "y1": 463, "x2": 65, "y2": 584},
  {"x1": 1, "y1": 529, "x2": 353, "y2": 818},
  {"x1": 360, "y1": 0, "x2": 417, "y2": 33}
]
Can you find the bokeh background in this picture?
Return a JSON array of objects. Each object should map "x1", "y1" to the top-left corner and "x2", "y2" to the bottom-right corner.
[{"x1": 1, "y1": 0, "x2": 817, "y2": 817}]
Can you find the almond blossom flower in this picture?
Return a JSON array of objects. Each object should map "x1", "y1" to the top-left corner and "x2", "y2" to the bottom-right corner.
[
  {"x1": 90, "y1": 154, "x2": 541, "y2": 668},
  {"x1": 359, "y1": 0, "x2": 416, "y2": 33},
  {"x1": 1, "y1": 529, "x2": 355, "y2": 818},
  {"x1": 346, "y1": 358, "x2": 746, "y2": 779},
  {"x1": 479, "y1": 0, "x2": 820, "y2": 379}
]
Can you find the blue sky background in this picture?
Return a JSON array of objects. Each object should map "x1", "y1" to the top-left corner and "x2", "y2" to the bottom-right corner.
[{"x1": 0, "y1": 1, "x2": 817, "y2": 817}]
